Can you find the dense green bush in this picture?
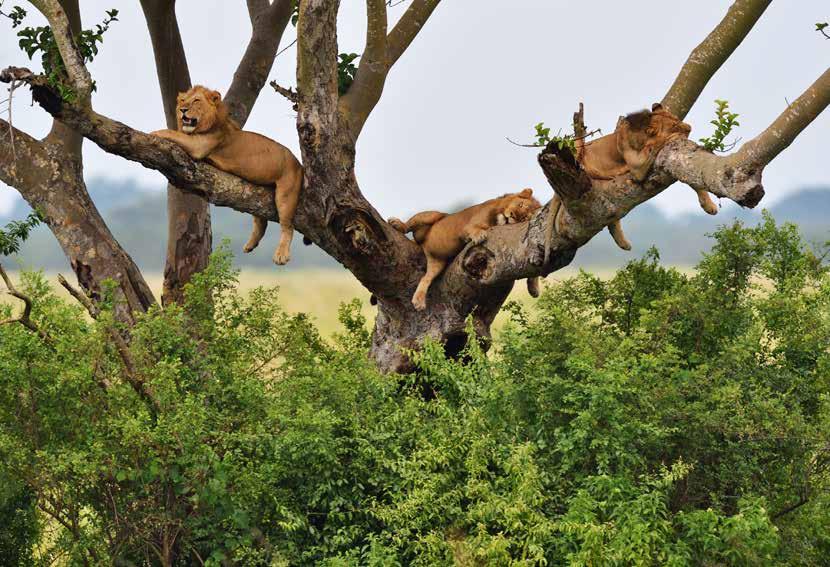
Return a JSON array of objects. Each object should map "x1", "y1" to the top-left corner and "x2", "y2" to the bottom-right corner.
[{"x1": 1, "y1": 214, "x2": 828, "y2": 565}]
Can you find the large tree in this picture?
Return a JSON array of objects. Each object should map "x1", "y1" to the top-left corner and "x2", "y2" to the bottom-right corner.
[{"x1": 1, "y1": 0, "x2": 828, "y2": 371}]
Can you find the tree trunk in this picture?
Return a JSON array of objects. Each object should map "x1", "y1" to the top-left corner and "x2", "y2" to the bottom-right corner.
[
  {"x1": 141, "y1": 0, "x2": 212, "y2": 306},
  {"x1": 0, "y1": 0, "x2": 155, "y2": 322}
]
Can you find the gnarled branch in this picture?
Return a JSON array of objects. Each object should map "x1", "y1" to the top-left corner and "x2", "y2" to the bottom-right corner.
[{"x1": 0, "y1": 263, "x2": 53, "y2": 343}]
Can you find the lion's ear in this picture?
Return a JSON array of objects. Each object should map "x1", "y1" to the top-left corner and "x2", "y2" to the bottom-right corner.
[
  {"x1": 209, "y1": 90, "x2": 222, "y2": 104},
  {"x1": 651, "y1": 102, "x2": 663, "y2": 112},
  {"x1": 518, "y1": 188, "x2": 533, "y2": 198}
]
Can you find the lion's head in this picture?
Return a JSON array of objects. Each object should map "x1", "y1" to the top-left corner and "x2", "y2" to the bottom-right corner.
[
  {"x1": 176, "y1": 86, "x2": 229, "y2": 134},
  {"x1": 643, "y1": 103, "x2": 691, "y2": 142},
  {"x1": 502, "y1": 188, "x2": 542, "y2": 224}
]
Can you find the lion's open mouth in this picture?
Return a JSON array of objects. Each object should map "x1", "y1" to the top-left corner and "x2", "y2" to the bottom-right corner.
[{"x1": 181, "y1": 116, "x2": 198, "y2": 133}]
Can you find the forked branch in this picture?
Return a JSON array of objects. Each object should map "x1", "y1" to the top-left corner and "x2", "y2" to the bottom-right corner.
[{"x1": 339, "y1": 0, "x2": 443, "y2": 137}]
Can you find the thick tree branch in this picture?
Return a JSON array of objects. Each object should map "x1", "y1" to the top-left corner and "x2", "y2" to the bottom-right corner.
[
  {"x1": 1, "y1": 70, "x2": 158, "y2": 321},
  {"x1": 339, "y1": 0, "x2": 389, "y2": 138},
  {"x1": 28, "y1": 0, "x2": 93, "y2": 104},
  {"x1": 296, "y1": 0, "x2": 341, "y2": 141},
  {"x1": 226, "y1": 0, "x2": 293, "y2": 125},
  {"x1": 340, "y1": 0, "x2": 442, "y2": 138},
  {"x1": 386, "y1": 0, "x2": 441, "y2": 67},
  {"x1": 736, "y1": 67, "x2": 830, "y2": 168},
  {"x1": 662, "y1": 0, "x2": 771, "y2": 119}
]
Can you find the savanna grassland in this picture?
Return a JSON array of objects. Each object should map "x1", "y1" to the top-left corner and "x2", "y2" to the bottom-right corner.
[{"x1": 3, "y1": 267, "x2": 626, "y2": 337}]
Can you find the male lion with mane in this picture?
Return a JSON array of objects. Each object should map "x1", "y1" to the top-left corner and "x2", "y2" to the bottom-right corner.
[
  {"x1": 152, "y1": 85, "x2": 303, "y2": 265},
  {"x1": 389, "y1": 188, "x2": 542, "y2": 311}
]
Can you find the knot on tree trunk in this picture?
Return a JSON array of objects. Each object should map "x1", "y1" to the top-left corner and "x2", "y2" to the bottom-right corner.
[
  {"x1": 332, "y1": 209, "x2": 387, "y2": 255},
  {"x1": 461, "y1": 244, "x2": 495, "y2": 280}
]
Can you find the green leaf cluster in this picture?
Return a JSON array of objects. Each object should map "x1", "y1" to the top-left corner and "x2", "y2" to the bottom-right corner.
[
  {"x1": 0, "y1": 210, "x2": 42, "y2": 256},
  {"x1": 1, "y1": 217, "x2": 829, "y2": 564},
  {"x1": 338, "y1": 52, "x2": 360, "y2": 96},
  {"x1": 8, "y1": 7, "x2": 118, "y2": 102},
  {"x1": 533, "y1": 122, "x2": 576, "y2": 154},
  {"x1": 699, "y1": 99, "x2": 740, "y2": 153}
]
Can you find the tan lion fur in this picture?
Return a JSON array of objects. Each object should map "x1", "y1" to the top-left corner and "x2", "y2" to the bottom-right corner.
[
  {"x1": 549, "y1": 103, "x2": 718, "y2": 259},
  {"x1": 151, "y1": 86, "x2": 304, "y2": 265},
  {"x1": 389, "y1": 188, "x2": 542, "y2": 311}
]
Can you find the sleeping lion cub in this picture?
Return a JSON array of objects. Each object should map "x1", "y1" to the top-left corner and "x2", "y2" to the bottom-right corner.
[
  {"x1": 151, "y1": 85, "x2": 303, "y2": 265},
  {"x1": 389, "y1": 188, "x2": 542, "y2": 311}
]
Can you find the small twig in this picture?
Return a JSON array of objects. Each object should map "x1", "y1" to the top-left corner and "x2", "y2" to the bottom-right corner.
[
  {"x1": 505, "y1": 137, "x2": 544, "y2": 148},
  {"x1": 269, "y1": 80, "x2": 299, "y2": 103},
  {"x1": 505, "y1": 128, "x2": 601, "y2": 149},
  {"x1": 274, "y1": 37, "x2": 297, "y2": 59},
  {"x1": 0, "y1": 263, "x2": 53, "y2": 344}
]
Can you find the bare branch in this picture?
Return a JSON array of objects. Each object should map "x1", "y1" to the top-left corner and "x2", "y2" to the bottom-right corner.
[
  {"x1": 226, "y1": 0, "x2": 294, "y2": 125},
  {"x1": 386, "y1": 0, "x2": 441, "y2": 67},
  {"x1": 736, "y1": 67, "x2": 830, "y2": 168},
  {"x1": 662, "y1": 0, "x2": 771, "y2": 119},
  {"x1": 270, "y1": 80, "x2": 299, "y2": 104},
  {"x1": 28, "y1": 0, "x2": 94, "y2": 103},
  {"x1": 0, "y1": 263, "x2": 54, "y2": 344},
  {"x1": 339, "y1": 0, "x2": 389, "y2": 137},
  {"x1": 246, "y1": 0, "x2": 270, "y2": 21}
]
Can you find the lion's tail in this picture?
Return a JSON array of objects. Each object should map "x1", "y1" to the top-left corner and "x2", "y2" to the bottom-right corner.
[{"x1": 388, "y1": 211, "x2": 447, "y2": 245}]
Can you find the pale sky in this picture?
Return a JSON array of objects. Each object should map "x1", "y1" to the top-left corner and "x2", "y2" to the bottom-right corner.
[{"x1": 1, "y1": 1, "x2": 828, "y2": 219}]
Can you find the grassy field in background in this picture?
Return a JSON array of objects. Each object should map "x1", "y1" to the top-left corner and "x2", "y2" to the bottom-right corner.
[{"x1": 3, "y1": 267, "x2": 624, "y2": 337}]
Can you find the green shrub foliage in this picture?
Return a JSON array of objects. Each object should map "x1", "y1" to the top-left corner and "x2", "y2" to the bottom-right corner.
[{"x1": 1, "y1": 216, "x2": 829, "y2": 565}]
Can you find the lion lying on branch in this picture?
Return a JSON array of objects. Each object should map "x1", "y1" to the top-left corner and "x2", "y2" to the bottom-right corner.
[
  {"x1": 390, "y1": 189, "x2": 542, "y2": 310},
  {"x1": 152, "y1": 86, "x2": 304, "y2": 265},
  {"x1": 547, "y1": 103, "x2": 718, "y2": 257}
]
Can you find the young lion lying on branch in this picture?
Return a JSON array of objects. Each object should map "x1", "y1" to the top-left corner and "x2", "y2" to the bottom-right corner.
[
  {"x1": 390, "y1": 189, "x2": 542, "y2": 310},
  {"x1": 152, "y1": 86, "x2": 304, "y2": 265}
]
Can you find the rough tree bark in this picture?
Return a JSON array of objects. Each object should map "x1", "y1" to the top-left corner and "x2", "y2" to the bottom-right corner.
[
  {"x1": 0, "y1": 0, "x2": 155, "y2": 322},
  {"x1": 2, "y1": 0, "x2": 827, "y2": 372}
]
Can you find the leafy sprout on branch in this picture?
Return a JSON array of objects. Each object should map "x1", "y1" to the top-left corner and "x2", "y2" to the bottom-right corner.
[
  {"x1": 0, "y1": 1, "x2": 25, "y2": 27},
  {"x1": 698, "y1": 99, "x2": 740, "y2": 152},
  {"x1": 9, "y1": 7, "x2": 118, "y2": 101},
  {"x1": 338, "y1": 53, "x2": 360, "y2": 95}
]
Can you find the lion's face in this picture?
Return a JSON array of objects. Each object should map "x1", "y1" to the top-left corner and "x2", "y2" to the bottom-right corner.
[
  {"x1": 176, "y1": 86, "x2": 225, "y2": 134},
  {"x1": 502, "y1": 188, "x2": 541, "y2": 224}
]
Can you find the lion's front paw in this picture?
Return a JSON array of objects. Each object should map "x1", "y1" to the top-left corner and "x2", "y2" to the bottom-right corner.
[
  {"x1": 412, "y1": 291, "x2": 427, "y2": 311},
  {"x1": 242, "y1": 241, "x2": 258, "y2": 253},
  {"x1": 470, "y1": 231, "x2": 488, "y2": 246}
]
